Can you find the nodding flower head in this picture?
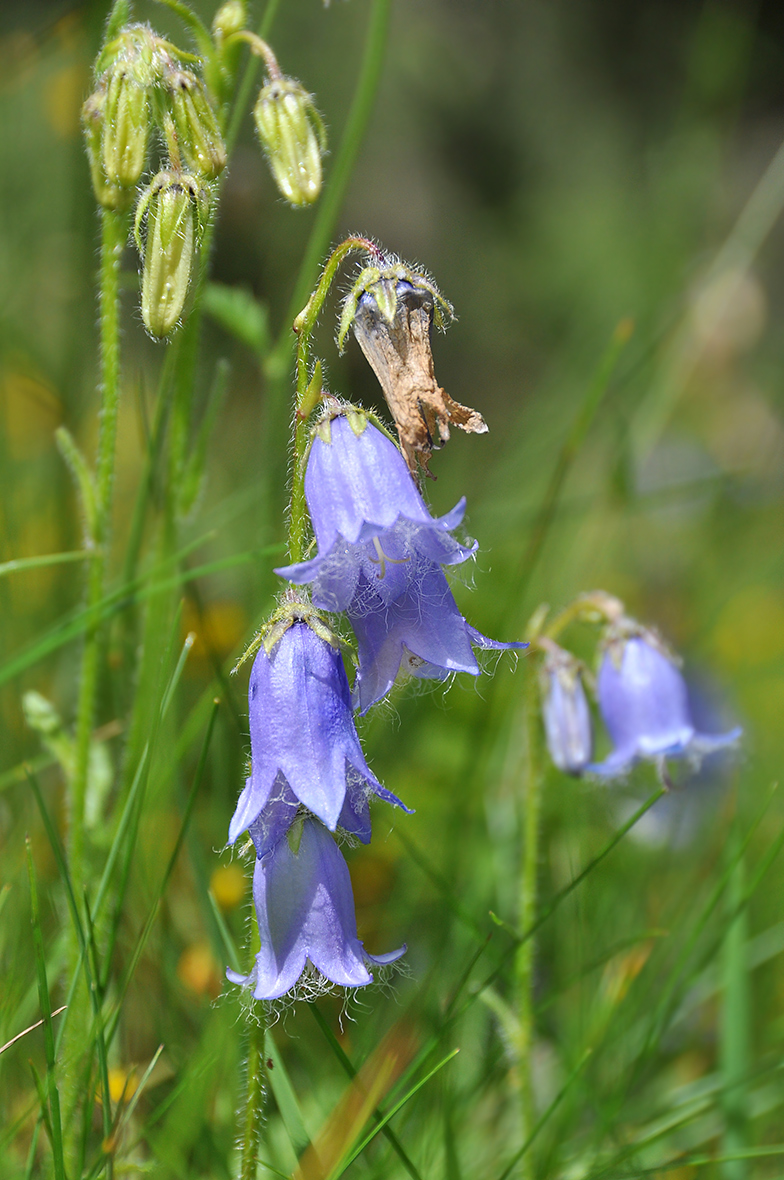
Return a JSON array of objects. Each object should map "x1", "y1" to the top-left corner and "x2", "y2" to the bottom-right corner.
[
  {"x1": 540, "y1": 643, "x2": 593, "y2": 776},
  {"x1": 253, "y1": 77, "x2": 326, "y2": 206},
  {"x1": 338, "y1": 261, "x2": 485, "y2": 478},
  {"x1": 589, "y1": 629, "x2": 741, "y2": 778},
  {"x1": 276, "y1": 410, "x2": 476, "y2": 612},
  {"x1": 348, "y1": 554, "x2": 526, "y2": 714},
  {"x1": 228, "y1": 604, "x2": 409, "y2": 844},
  {"x1": 227, "y1": 817, "x2": 405, "y2": 1001}
]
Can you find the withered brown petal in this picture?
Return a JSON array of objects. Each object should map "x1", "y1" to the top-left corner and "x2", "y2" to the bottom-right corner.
[{"x1": 352, "y1": 285, "x2": 486, "y2": 479}]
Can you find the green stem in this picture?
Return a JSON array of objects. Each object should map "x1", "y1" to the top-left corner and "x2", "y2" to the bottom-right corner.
[
  {"x1": 273, "y1": 0, "x2": 392, "y2": 359},
  {"x1": 239, "y1": 1017, "x2": 267, "y2": 1180},
  {"x1": 287, "y1": 236, "x2": 381, "y2": 562},
  {"x1": 515, "y1": 665, "x2": 543, "y2": 1175},
  {"x1": 70, "y1": 205, "x2": 126, "y2": 904}
]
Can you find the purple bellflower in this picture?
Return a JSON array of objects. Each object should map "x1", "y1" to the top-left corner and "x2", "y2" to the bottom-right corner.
[
  {"x1": 228, "y1": 615, "x2": 408, "y2": 845},
  {"x1": 348, "y1": 554, "x2": 524, "y2": 713},
  {"x1": 227, "y1": 817, "x2": 405, "y2": 1000},
  {"x1": 589, "y1": 633, "x2": 741, "y2": 777},
  {"x1": 276, "y1": 411, "x2": 476, "y2": 612},
  {"x1": 540, "y1": 646, "x2": 593, "y2": 775}
]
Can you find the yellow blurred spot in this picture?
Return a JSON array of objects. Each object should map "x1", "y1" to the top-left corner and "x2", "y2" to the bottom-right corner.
[
  {"x1": 1, "y1": 369, "x2": 61, "y2": 456},
  {"x1": 177, "y1": 942, "x2": 222, "y2": 998},
  {"x1": 210, "y1": 863, "x2": 246, "y2": 910},
  {"x1": 44, "y1": 63, "x2": 87, "y2": 138},
  {"x1": 712, "y1": 586, "x2": 784, "y2": 669},
  {"x1": 108, "y1": 1067, "x2": 138, "y2": 1105},
  {"x1": 182, "y1": 599, "x2": 248, "y2": 666}
]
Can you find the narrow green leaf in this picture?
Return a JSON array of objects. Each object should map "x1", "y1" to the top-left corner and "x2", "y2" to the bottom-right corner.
[
  {"x1": 495, "y1": 1050, "x2": 592, "y2": 1180},
  {"x1": 203, "y1": 282, "x2": 271, "y2": 356},
  {"x1": 335, "y1": 1049, "x2": 459, "y2": 1178},
  {"x1": 25, "y1": 839, "x2": 66, "y2": 1180},
  {"x1": 266, "y1": 1030, "x2": 312, "y2": 1158},
  {"x1": 56, "y1": 425, "x2": 97, "y2": 541},
  {"x1": 309, "y1": 1005, "x2": 423, "y2": 1180},
  {"x1": 0, "y1": 551, "x2": 88, "y2": 579},
  {"x1": 177, "y1": 358, "x2": 230, "y2": 517}
]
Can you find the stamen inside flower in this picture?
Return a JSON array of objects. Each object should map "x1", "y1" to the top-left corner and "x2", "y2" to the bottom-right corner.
[{"x1": 368, "y1": 536, "x2": 410, "y2": 579}]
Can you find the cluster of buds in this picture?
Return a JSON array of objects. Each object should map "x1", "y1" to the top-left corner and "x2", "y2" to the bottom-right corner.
[
  {"x1": 82, "y1": 23, "x2": 227, "y2": 209},
  {"x1": 535, "y1": 595, "x2": 741, "y2": 781}
]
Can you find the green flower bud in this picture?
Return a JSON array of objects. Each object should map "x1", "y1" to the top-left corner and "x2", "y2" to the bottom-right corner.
[
  {"x1": 164, "y1": 66, "x2": 227, "y2": 180},
  {"x1": 102, "y1": 66, "x2": 150, "y2": 187},
  {"x1": 253, "y1": 77, "x2": 326, "y2": 207},
  {"x1": 135, "y1": 172, "x2": 210, "y2": 338},
  {"x1": 82, "y1": 87, "x2": 126, "y2": 210},
  {"x1": 97, "y1": 25, "x2": 169, "y2": 188},
  {"x1": 212, "y1": 0, "x2": 246, "y2": 41}
]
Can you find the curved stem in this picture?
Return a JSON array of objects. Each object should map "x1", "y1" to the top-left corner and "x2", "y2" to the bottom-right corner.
[
  {"x1": 227, "y1": 31, "x2": 282, "y2": 79},
  {"x1": 515, "y1": 664, "x2": 543, "y2": 1177},
  {"x1": 277, "y1": 0, "x2": 392, "y2": 350},
  {"x1": 70, "y1": 206, "x2": 126, "y2": 903},
  {"x1": 224, "y1": 0, "x2": 284, "y2": 152}
]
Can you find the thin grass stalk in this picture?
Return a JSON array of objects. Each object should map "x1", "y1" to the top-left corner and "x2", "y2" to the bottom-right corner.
[
  {"x1": 70, "y1": 205, "x2": 126, "y2": 903},
  {"x1": 720, "y1": 816, "x2": 750, "y2": 1180},
  {"x1": 516, "y1": 666, "x2": 543, "y2": 1175}
]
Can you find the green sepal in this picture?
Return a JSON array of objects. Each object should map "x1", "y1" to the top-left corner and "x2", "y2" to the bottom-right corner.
[{"x1": 298, "y1": 360, "x2": 323, "y2": 421}]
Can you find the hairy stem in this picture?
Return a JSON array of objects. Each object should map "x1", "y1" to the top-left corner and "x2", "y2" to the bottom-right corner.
[
  {"x1": 239, "y1": 1016, "x2": 267, "y2": 1180},
  {"x1": 70, "y1": 205, "x2": 126, "y2": 904}
]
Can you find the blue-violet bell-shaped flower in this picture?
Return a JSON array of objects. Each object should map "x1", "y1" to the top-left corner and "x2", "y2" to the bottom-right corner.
[
  {"x1": 227, "y1": 817, "x2": 405, "y2": 1000},
  {"x1": 228, "y1": 614, "x2": 408, "y2": 844},
  {"x1": 540, "y1": 644, "x2": 593, "y2": 775},
  {"x1": 276, "y1": 410, "x2": 476, "y2": 612},
  {"x1": 589, "y1": 632, "x2": 741, "y2": 777},
  {"x1": 348, "y1": 555, "x2": 525, "y2": 713}
]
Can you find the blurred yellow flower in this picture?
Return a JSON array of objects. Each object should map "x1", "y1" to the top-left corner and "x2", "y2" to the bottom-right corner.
[{"x1": 210, "y1": 863, "x2": 246, "y2": 911}]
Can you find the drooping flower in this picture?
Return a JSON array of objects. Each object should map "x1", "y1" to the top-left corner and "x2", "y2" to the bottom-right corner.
[
  {"x1": 227, "y1": 817, "x2": 405, "y2": 1000},
  {"x1": 348, "y1": 555, "x2": 525, "y2": 714},
  {"x1": 228, "y1": 612, "x2": 408, "y2": 844},
  {"x1": 247, "y1": 768, "x2": 377, "y2": 859},
  {"x1": 276, "y1": 410, "x2": 476, "y2": 612},
  {"x1": 589, "y1": 633, "x2": 741, "y2": 777},
  {"x1": 540, "y1": 644, "x2": 593, "y2": 775}
]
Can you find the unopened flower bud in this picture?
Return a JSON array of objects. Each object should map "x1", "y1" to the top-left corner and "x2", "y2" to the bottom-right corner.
[
  {"x1": 253, "y1": 77, "x2": 326, "y2": 206},
  {"x1": 82, "y1": 87, "x2": 125, "y2": 209},
  {"x1": 212, "y1": 0, "x2": 246, "y2": 41},
  {"x1": 540, "y1": 645, "x2": 593, "y2": 775},
  {"x1": 164, "y1": 67, "x2": 227, "y2": 179},
  {"x1": 136, "y1": 171, "x2": 210, "y2": 338},
  {"x1": 102, "y1": 66, "x2": 150, "y2": 187}
]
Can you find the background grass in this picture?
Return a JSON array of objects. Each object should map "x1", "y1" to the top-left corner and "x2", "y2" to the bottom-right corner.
[{"x1": 2, "y1": 1, "x2": 784, "y2": 1177}]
